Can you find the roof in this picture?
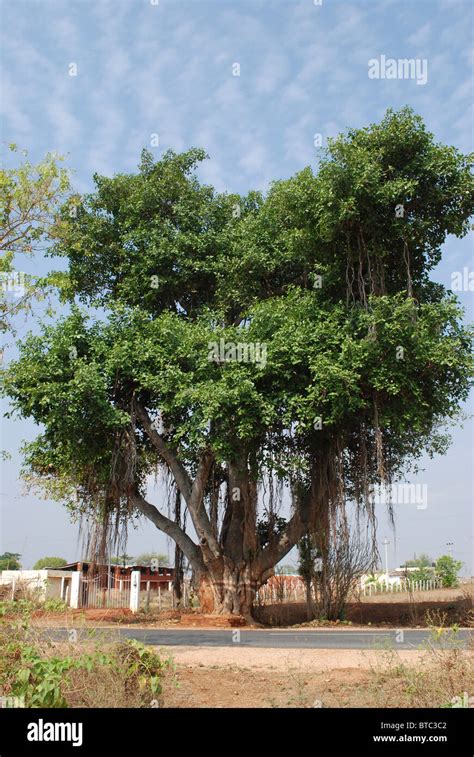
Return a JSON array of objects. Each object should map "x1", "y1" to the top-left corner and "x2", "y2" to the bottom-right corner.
[{"x1": 61, "y1": 561, "x2": 174, "y2": 571}]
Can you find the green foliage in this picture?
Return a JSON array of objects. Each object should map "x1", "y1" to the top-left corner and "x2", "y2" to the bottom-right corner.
[
  {"x1": 0, "y1": 597, "x2": 67, "y2": 617},
  {"x1": 43, "y1": 598, "x2": 68, "y2": 612},
  {"x1": 135, "y1": 552, "x2": 168, "y2": 567},
  {"x1": 109, "y1": 554, "x2": 135, "y2": 566},
  {"x1": 1, "y1": 109, "x2": 473, "y2": 581},
  {"x1": 435, "y1": 555, "x2": 462, "y2": 588},
  {"x1": 0, "y1": 599, "x2": 35, "y2": 617},
  {"x1": 0, "y1": 552, "x2": 21, "y2": 570},
  {"x1": 403, "y1": 553, "x2": 434, "y2": 583},
  {"x1": 257, "y1": 516, "x2": 287, "y2": 549},
  {"x1": 407, "y1": 567, "x2": 434, "y2": 583},
  {"x1": 32, "y1": 557, "x2": 67, "y2": 570},
  {"x1": 298, "y1": 535, "x2": 319, "y2": 582},
  {"x1": 12, "y1": 645, "x2": 78, "y2": 707},
  {"x1": 0, "y1": 145, "x2": 70, "y2": 335},
  {"x1": 115, "y1": 638, "x2": 171, "y2": 699},
  {"x1": 403, "y1": 553, "x2": 433, "y2": 568},
  {"x1": 0, "y1": 622, "x2": 171, "y2": 708}
]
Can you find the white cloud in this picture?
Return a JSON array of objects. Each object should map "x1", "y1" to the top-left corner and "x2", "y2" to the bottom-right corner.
[
  {"x1": 0, "y1": 72, "x2": 32, "y2": 138},
  {"x1": 407, "y1": 22, "x2": 431, "y2": 47}
]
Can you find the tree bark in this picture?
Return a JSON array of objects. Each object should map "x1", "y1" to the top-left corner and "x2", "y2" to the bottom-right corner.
[
  {"x1": 196, "y1": 559, "x2": 259, "y2": 619},
  {"x1": 173, "y1": 490, "x2": 183, "y2": 607},
  {"x1": 130, "y1": 421, "x2": 313, "y2": 618}
]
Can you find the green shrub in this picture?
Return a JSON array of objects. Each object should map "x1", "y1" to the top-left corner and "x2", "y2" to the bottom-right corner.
[
  {"x1": 435, "y1": 555, "x2": 462, "y2": 588},
  {"x1": 0, "y1": 599, "x2": 36, "y2": 617},
  {"x1": 0, "y1": 619, "x2": 172, "y2": 708},
  {"x1": 43, "y1": 598, "x2": 68, "y2": 612}
]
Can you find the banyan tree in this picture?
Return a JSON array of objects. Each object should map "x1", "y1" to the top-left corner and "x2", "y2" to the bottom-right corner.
[{"x1": 3, "y1": 108, "x2": 473, "y2": 618}]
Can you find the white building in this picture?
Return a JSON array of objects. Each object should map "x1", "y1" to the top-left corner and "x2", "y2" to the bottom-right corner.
[{"x1": 0, "y1": 570, "x2": 73, "y2": 601}]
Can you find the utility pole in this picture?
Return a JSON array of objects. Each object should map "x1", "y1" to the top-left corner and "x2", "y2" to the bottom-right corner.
[
  {"x1": 446, "y1": 541, "x2": 454, "y2": 557},
  {"x1": 382, "y1": 538, "x2": 390, "y2": 579}
]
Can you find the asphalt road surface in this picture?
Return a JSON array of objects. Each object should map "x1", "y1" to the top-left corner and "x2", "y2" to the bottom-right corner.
[{"x1": 43, "y1": 627, "x2": 471, "y2": 649}]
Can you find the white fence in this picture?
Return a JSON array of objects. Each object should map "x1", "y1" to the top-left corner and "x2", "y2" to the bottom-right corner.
[
  {"x1": 361, "y1": 579, "x2": 442, "y2": 596},
  {"x1": 256, "y1": 576, "x2": 305, "y2": 604},
  {"x1": 255, "y1": 575, "x2": 444, "y2": 604},
  {"x1": 140, "y1": 579, "x2": 192, "y2": 611}
]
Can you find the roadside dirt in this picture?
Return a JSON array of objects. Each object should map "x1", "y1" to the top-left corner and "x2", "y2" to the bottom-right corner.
[
  {"x1": 162, "y1": 644, "x2": 474, "y2": 708},
  {"x1": 165, "y1": 646, "x2": 428, "y2": 671},
  {"x1": 164, "y1": 664, "x2": 373, "y2": 708},
  {"x1": 161, "y1": 647, "x2": 452, "y2": 708}
]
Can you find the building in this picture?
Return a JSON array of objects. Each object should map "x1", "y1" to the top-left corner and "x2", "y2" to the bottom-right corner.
[
  {"x1": 1, "y1": 561, "x2": 177, "y2": 610},
  {"x1": 61, "y1": 561, "x2": 176, "y2": 591},
  {"x1": 0, "y1": 569, "x2": 73, "y2": 601}
]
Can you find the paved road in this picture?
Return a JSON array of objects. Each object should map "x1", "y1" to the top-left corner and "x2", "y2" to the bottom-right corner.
[{"x1": 43, "y1": 627, "x2": 471, "y2": 649}]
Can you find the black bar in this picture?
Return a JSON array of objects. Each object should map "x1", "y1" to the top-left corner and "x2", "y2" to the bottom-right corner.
[{"x1": 0, "y1": 708, "x2": 471, "y2": 755}]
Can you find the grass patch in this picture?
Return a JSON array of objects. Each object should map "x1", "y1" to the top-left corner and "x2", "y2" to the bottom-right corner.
[{"x1": 368, "y1": 625, "x2": 473, "y2": 708}]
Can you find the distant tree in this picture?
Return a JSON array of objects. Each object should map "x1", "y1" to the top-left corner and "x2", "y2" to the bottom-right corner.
[
  {"x1": 135, "y1": 552, "x2": 168, "y2": 567},
  {"x1": 278, "y1": 564, "x2": 298, "y2": 575},
  {"x1": 407, "y1": 566, "x2": 434, "y2": 583},
  {"x1": 33, "y1": 556, "x2": 67, "y2": 569},
  {"x1": 0, "y1": 552, "x2": 21, "y2": 570},
  {"x1": 110, "y1": 553, "x2": 134, "y2": 566},
  {"x1": 435, "y1": 555, "x2": 462, "y2": 588},
  {"x1": 403, "y1": 553, "x2": 433, "y2": 568}
]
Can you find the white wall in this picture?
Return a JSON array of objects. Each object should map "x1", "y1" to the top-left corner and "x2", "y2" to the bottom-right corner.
[{"x1": 0, "y1": 570, "x2": 72, "y2": 600}]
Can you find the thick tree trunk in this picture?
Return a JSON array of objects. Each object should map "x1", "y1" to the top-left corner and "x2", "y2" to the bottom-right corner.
[
  {"x1": 132, "y1": 415, "x2": 311, "y2": 618},
  {"x1": 196, "y1": 560, "x2": 260, "y2": 620}
]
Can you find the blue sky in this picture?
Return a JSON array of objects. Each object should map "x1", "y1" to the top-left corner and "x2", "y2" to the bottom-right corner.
[{"x1": 0, "y1": 0, "x2": 472, "y2": 571}]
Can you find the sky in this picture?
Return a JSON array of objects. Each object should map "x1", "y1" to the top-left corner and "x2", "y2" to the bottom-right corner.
[{"x1": 0, "y1": 0, "x2": 472, "y2": 572}]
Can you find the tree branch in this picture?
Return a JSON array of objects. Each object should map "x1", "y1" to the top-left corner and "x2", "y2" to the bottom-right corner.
[
  {"x1": 257, "y1": 482, "x2": 312, "y2": 574},
  {"x1": 135, "y1": 402, "x2": 192, "y2": 501},
  {"x1": 135, "y1": 401, "x2": 221, "y2": 559},
  {"x1": 257, "y1": 508, "x2": 306, "y2": 575},
  {"x1": 131, "y1": 490, "x2": 205, "y2": 575}
]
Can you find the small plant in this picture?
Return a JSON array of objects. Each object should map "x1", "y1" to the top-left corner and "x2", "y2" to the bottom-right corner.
[
  {"x1": 441, "y1": 692, "x2": 474, "y2": 708},
  {"x1": 12, "y1": 645, "x2": 78, "y2": 708},
  {"x1": 0, "y1": 599, "x2": 36, "y2": 617},
  {"x1": 114, "y1": 638, "x2": 173, "y2": 700},
  {"x1": 0, "y1": 617, "x2": 173, "y2": 708},
  {"x1": 369, "y1": 621, "x2": 473, "y2": 708},
  {"x1": 424, "y1": 608, "x2": 448, "y2": 629},
  {"x1": 43, "y1": 598, "x2": 68, "y2": 613},
  {"x1": 435, "y1": 555, "x2": 462, "y2": 588}
]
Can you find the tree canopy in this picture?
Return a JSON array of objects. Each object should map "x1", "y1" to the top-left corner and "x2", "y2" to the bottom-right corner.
[
  {"x1": 2, "y1": 108, "x2": 473, "y2": 616},
  {"x1": 0, "y1": 145, "x2": 70, "y2": 337},
  {"x1": 0, "y1": 552, "x2": 21, "y2": 571},
  {"x1": 32, "y1": 556, "x2": 67, "y2": 570}
]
